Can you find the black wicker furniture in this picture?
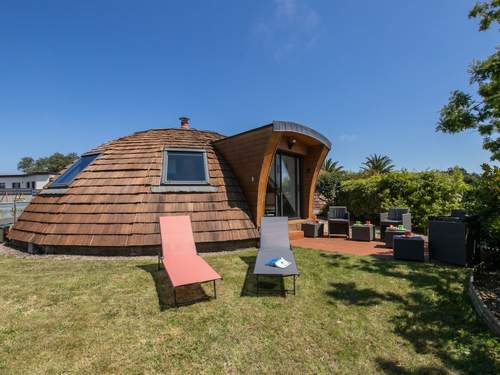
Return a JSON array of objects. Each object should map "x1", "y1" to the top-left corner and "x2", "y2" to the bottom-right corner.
[
  {"x1": 393, "y1": 235, "x2": 425, "y2": 262},
  {"x1": 384, "y1": 227, "x2": 406, "y2": 248},
  {"x1": 428, "y1": 213, "x2": 479, "y2": 266},
  {"x1": 328, "y1": 206, "x2": 350, "y2": 238},
  {"x1": 380, "y1": 208, "x2": 411, "y2": 239},
  {"x1": 351, "y1": 224, "x2": 374, "y2": 242},
  {"x1": 302, "y1": 222, "x2": 324, "y2": 238}
]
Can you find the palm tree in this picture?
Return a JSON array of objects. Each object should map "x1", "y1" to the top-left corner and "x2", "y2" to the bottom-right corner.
[
  {"x1": 361, "y1": 154, "x2": 394, "y2": 175},
  {"x1": 322, "y1": 158, "x2": 344, "y2": 174}
]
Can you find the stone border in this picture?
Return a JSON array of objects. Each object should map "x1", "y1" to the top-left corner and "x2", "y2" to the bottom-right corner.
[{"x1": 468, "y1": 273, "x2": 500, "y2": 337}]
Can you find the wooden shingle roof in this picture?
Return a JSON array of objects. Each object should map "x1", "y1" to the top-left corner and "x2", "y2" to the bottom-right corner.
[{"x1": 9, "y1": 128, "x2": 259, "y2": 249}]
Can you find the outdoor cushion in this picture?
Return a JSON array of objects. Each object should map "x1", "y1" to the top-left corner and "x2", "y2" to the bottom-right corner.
[
  {"x1": 328, "y1": 218, "x2": 349, "y2": 223},
  {"x1": 328, "y1": 206, "x2": 347, "y2": 220},
  {"x1": 388, "y1": 208, "x2": 409, "y2": 221},
  {"x1": 381, "y1": 219, "x2": 402, "y2": 225}
]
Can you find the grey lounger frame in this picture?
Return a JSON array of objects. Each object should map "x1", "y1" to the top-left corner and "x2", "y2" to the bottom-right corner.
[{"x1": 253, "y1": 217, "x2": 299, "y2": 295}]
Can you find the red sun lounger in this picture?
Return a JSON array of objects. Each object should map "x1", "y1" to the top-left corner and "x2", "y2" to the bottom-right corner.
[{"x1": 158, "y1": 215, "x2": 221, "y2": 306}]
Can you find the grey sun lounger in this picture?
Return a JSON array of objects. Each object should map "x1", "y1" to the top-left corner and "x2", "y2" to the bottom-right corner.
[{"x1": 253, "y1": 217, "x2": 299, "y2": 295}]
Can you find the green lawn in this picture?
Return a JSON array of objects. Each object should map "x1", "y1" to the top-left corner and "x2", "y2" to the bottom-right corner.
[{"x1": 0, "y1": 248, "x2": 498, "y2": 374}]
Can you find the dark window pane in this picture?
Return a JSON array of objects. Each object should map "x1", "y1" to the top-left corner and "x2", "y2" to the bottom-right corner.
[
  {"x1": 264, "y1": 152, "x2": 302, "y2": 219},
  {"x1": 281, "y1": 154, "x2": 299, "y2": 218},
  {"x1": 52, "y1": 153, "x2": 99, "y2": 187},
  {"x1": 264, "y1": 155, "x2": 277, "y2": 216},
  {"x1": 165, "y1": 151, "x2": 207, "y2": 182}
]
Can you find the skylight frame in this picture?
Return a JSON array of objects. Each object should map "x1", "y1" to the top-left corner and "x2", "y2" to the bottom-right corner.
[
  {"x1": 50, "y1": 152, "x2": 101, "y2": 188},
  {"x1": 161, "y1": 148, "x2": 210, "y2": 185}
]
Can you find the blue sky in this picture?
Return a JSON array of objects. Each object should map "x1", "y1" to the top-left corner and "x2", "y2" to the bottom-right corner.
[{"x1": 0, "y1": 0, "x2": 497, "y2": 173}]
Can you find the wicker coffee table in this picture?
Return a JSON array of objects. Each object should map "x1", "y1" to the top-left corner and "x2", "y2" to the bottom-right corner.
[
  {"x1": 393, "y1": 235, "x2": 425, "y2": 262},
  {"x1": 302, "y1": 222, "x2": 324, "y2": 238},
  {"x1": 385, "y1": 228, "x2": 406, "y2": 248},
  {"x1": 351, "y1": 224, "x2": 374, "y2": 241}
]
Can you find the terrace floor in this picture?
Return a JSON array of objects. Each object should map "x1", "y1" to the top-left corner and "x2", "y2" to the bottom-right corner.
[{"x1": 291, "y1": 236, "x2": 428, "y2": 258}]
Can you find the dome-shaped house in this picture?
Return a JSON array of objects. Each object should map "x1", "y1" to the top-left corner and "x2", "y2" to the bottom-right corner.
[{"x1": 9, "y1": 119, "x2": 330, "y2": 255}]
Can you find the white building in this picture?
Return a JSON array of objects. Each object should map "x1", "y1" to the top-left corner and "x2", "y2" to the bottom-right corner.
[{"x1": 0, "y1": 172, "x2": 55, "y2": 192}]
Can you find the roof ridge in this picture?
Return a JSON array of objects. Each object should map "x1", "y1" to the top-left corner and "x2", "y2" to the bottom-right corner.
[{"x1": 132, "y1": 128, "x2": 226, "y2": 137}]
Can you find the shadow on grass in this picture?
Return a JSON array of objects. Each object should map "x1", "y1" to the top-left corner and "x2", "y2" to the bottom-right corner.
[
  {"x1": 239, "y1": 256, "x2": 285, "y2": 297},
  {"x1": 137, "y1": 264, "x2": 209, "y2": 311},
  {"x1": 326, "y1": 282, "x2": 404, "y2": 306},
  {"x1": 321, "y1": 253, "x2": 500, "y2": 374},
  {"x1": 376, "y1": 358, "x2": 448, "y2": 374}
]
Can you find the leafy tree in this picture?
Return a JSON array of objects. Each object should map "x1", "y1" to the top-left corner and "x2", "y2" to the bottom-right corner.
[
  {"x1": 464, "y1": 164, "x2": 500, "y2": 269},
  {"x1": 437, "y1": 0, "x2": 499, "y2": 160},
  {"x1": 437, "y1": 0, "x2": 499, "y2": 266},
  {"x1": 361, "y1": 154, "x2": 394, "y2": 175},
  {"x1": 17, "y1": 152, "x2": 79, "y2": 174},
  {"x1": 322, "y1": 158, "x2": 344, "y2": 174},
  {"x1": 17, "y1": 157, "x2": 35, "y2": 173},
  {"x1": 469, "y1": 0, "x2": 500, "y2": 31},
  {"x1": 316, "y1": 172, "x2": 341, "y2": 206}
]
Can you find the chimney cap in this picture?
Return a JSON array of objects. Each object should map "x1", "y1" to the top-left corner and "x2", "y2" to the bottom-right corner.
[{"x1": 179, "y1": 116, "x2": 190, "y2": 129}]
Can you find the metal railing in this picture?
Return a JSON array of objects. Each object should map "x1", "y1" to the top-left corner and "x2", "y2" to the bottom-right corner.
[{"x1": 0, "y1": 188, "x2": 40, "y2": 196}]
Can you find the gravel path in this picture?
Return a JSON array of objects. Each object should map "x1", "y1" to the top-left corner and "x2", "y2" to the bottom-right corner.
[{"x1": 0, "y1": 242, "x2": 255, "y2": 261}]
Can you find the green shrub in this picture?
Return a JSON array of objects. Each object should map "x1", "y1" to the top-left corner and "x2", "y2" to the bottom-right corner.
[
  {"x1": 316, "y1": 172, "x2": 341, "y2": 205},
  {"x1": 316, "y1": 171, "x2": 344, "y2": 217},
  {"x1": 335, "y1": 170, "x2": 468, "y2": 232},
  {"x1": 464, "y1": 164, "x2": 500, "y2": 269},
  {"x1": 335, "y1": 175, "x2": 382, "y2": 222}
]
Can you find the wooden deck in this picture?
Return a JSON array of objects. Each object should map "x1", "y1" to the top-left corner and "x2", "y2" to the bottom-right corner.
[
  {"x1": 292, "y1": 235, "x2": 429, "y2": 259},
  {"x1": 291, "y1": 236, "x2": 394, "y2": 257}
]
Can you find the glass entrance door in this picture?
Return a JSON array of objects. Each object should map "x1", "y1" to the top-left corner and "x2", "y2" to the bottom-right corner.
[{"x1": 264, "y1": 152, "x2": 302, "y2": 219}]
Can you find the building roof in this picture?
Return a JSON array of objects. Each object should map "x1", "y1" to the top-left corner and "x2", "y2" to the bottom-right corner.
[
  {"x1": 9, "y1": 128, "x2": 259, "y2": 249},
  {"x1": 0, "y1": 172, "x2": 55, "y2": 178},
  {"x1": 271, "y1": 121, "x2": 332, "y2": 149},
  {"x1": 214, "y1": 120, "x2": 332, "y2": 150}
]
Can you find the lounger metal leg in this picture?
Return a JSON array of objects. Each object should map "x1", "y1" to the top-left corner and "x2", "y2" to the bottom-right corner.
[
  {"x1": 157, "y1": 254, "x2": 161, "y2": 271},
  {"x1": 293, "y1": 275, "x2": 296, "y2": 296},
  {"x1": 256, "y1": 275, "x2": 259, "y2": 295},
  {"x1": 173, "y1": 287, "x2": 177, "y2": 308},
  {"x1": 282, "y1": 275, "x2": 286, "y2": 297},
  {"x1": 213, "y1": 280, "x2": 217, "y2": 299}
]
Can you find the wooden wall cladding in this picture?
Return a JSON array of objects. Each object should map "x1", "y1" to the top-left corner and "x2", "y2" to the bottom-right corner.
[
  {"x1": 214, "y1": 126, "x2": 281, "y2": 226},
  {"x1": 215, "y1": 126, "x2": 330, "y2": 226}
]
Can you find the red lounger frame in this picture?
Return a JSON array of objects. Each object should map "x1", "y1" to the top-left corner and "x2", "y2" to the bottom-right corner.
[{"x1": 158, "y1": 215, "x2": 221, "y2": 306}]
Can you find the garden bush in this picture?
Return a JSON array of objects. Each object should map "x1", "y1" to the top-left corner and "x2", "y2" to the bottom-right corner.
[
  {"x1": 464, "y1": 164, "x2": 500, "y2": 270},
  {"x1": 316, "y1": 172, "x2": 342, "y2": 207},
  {"x1": 335, "y1": 170, "x2": 468, "y2": 232}
]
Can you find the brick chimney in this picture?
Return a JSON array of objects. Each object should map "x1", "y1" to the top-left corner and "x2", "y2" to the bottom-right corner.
[{"x1": 179, "y1": 116, "x2": 190, "y2": 129}]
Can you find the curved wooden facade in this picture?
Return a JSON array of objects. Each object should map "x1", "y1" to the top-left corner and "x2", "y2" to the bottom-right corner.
[
  {"x1": 9, "y1": 121, "x2": 330, "y2": 254},
  {"x1": 213, "y1": 121, "x2": 331, "y2": 226}
]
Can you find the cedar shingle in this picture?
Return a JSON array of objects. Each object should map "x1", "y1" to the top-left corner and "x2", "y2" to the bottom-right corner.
[{"x1": 11, "y1": 128, "x2": 258, "y2": 248}]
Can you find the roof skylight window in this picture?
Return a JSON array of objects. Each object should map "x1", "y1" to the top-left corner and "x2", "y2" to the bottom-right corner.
[
  {"x1": 162, "y1": 149, "x2": 209, "y2": 185},
  {"x1": 50, "y1": 153, "x2": 100, "y2": 188}
]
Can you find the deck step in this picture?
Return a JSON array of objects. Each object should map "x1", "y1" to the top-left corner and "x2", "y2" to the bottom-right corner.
[{"x1": 289, "y1": 230, "x2": 304, "y2": 240}]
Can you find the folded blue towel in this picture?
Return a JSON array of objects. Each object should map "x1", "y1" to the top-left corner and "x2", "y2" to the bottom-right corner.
[{"x1": 265, "y1": 258, "x2": 281, "y2": 266}]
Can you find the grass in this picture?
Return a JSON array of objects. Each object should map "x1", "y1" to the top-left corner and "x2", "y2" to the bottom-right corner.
[{"x1": 0, "y1": 248, "x2": 499, "y2": 374}]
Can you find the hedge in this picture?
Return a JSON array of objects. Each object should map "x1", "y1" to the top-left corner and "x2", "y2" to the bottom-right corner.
[{"x1": 334, "y1": 170, "x2": 468, "y2": 232}]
